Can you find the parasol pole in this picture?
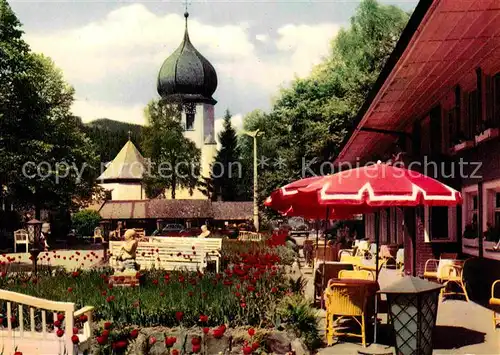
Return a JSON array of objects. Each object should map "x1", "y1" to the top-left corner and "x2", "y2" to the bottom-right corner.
[
  {"x1": 321, "y1": 207, "x2": 329, "y2": 308},
  {"x1": 314, "y1": 218, "x2": 320, "y2": 269},
  {"x1": 374, "y1": 210, "x2": 380, "y2": 343}
]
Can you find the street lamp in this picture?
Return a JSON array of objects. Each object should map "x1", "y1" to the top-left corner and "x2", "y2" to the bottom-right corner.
[
  {"x1": 242, "y1": 129, "x2": 264, "y2": 232},
  {"x1": 27, "y1": 219, "x2": 43, "y2": 275}
]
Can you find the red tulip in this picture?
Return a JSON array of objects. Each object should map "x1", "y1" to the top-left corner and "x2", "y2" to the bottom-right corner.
[
  {"x1": 104, "y1": 321, "x2": 112, "y2": 330},
  {"x1": 203, "y1": 327, "x2": 209, "y2": 334},
  {"x1": 199, "y1": 315, "x2": 208, "y2": 323},
  {"x1": 96, "y1": 335, "x2": 107, "y2": 345},
  {"x1": 112, "y1": 340, "x2": 128, "y2": 349},
  {"x1": 165, "y1": 336, "x2": 177, "y2": 347},
  {"x1": 130, "y1": 329, "x2": 139, "y2": 339},
  {"x1": 191, "y1": 336, "x2": 201, "y2": 346},
  {"x1": 175, "y1": 312, "x2": 184, "y2": 322},
  {"x1": 102, "y1": 330, "x2": 110, "y2": 337},
  {"x1": 248, "y1": 328, "x2": 255, "y2": 337},
  {"x1": 67, "y1": 287, "x2": 73, "y2": 293},
  {"x1": 243, "y1": 346, "x2": 253, "y2": 355},
  {"x1": 149, "y1": 336, "x2": 157, "y2": 345},
  {"x1": 54, "y1": 320, "x2": 62, "y2": 328},
  {"x1": 79, "y1": 315, "x2": 88, "y2": 322},
  {"x1": 71, "y1": 335, "x2": 79, "y2": 344},
  {"x1": 56, "y1": 329, "x2": 64, "y2": 337},
  {"x1": 73, "y1": 327, "x2": 79, "y2": 335},
  {"x1": 252, "y1": 342, "x2": 260, "y2": 350},
  {"x1": 172, "y1": 350, "x2": 180, "y2": 355},
  {"x1": 240, "y1": 303, "x2": 247, "y2": 308},
  {"x1": 192, "y1": 344, "x2": 201, "y2": 353},
  {"x1": 152, "y1": 279, "x2": 159, "y2": 285},
  {"x1": 13, "y1": 352, "x2": 22, "y2": 355}
]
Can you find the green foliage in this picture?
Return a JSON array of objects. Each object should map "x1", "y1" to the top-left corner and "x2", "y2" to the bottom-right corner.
[
  {"x1": 1, "y1": 2, "x2": 100, "y2": 216},
  {"x1": 277, "y1": 295, "x2": 321, "y2": 350},
  {"x1": 142, "y1": 99, "x2": 201, "y2": 199},
  {"x1": 72, "y1": 209, "x2": 101, "y2": 237},
  {"x1": 212, "y1": 109, "x2": 243, "y2": 201},
  {"x1": 83, "y1": 119, "x2": 144, "y2": 163},
  {"x1": 239, "y1": 0, "x2": 410, "y2": 214}
]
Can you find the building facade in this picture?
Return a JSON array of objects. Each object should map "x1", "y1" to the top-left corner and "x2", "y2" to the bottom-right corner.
[{"x1": 335, "y1": 0, "x2": 500, "y2": 295}]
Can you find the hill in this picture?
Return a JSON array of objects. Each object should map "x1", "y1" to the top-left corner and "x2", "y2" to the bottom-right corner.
[{"x1": 83, "y1": 118, "x2": 145, "y2": 162}]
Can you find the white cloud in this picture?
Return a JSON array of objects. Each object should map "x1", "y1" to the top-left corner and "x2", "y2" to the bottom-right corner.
[
  {"x1": 73, "y1": 99, "x2": 145, "y2": 124},
  {"x1": 23, "y1": 3, "x2": 340, "y2": 124},
  {"x1": 255, "y1": 34, "x2": 269, "y2": 42}
]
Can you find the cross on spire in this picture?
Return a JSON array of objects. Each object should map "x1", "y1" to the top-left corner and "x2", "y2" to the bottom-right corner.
[
  {"x1": 127, "y1": 130, "x2": 132, "y2": 141},
  {"x1": 183, "y1": 0, "x2": 190, "y2": 14}
]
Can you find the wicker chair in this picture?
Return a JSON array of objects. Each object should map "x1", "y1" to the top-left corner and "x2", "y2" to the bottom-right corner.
[
  {"x1": 314, "y1": 262, "x2": 354, "y2": 307},
  {"x1": 339, "y1": 255, "x2": 363, "y2": 269},
  {"x1": 324, "y1": 280, "x2": 370, "y2": 347},
  {"x1": 439, "y1": 259, "x2": 469, "y2": 302},
  {"x1": 489, "y1": 280, "x2": 500, "y2": 329},
  {"x1": 338, "y1": 270, "x2": 375, "y2": 281}
]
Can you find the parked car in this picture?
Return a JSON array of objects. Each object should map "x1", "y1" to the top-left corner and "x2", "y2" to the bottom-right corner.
[{"x1": 151, "y1": 223, "x2": 185, "y2": 237}]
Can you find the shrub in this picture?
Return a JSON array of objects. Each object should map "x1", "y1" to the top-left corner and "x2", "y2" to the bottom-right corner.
[{"x1": 72, "y1": 209, "x2": 101, "y2": 236}]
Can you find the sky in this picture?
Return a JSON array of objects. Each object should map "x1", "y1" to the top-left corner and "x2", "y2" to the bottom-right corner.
[{"x1": 10, "y1": 0, "x2": 417, "y2": 136}]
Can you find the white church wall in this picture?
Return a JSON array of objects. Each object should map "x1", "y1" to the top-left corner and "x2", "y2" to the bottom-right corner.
[{"x1": 100, "y1": 182, "x2": 144, "y2": 201}]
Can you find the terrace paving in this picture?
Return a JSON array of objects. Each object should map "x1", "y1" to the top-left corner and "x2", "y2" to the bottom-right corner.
[{"x1": 298, "y1": 259, "x2": 500, "y2": 355}]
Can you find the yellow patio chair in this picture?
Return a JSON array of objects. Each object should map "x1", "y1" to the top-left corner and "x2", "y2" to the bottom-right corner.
[
  {"x1": 324, "y1": 279, "x2": 370, "y2": 347},
  {"x1": 489, "y1": 280, "x2": 500, "y2": 329},
  {"x1": 338, "y1": 269, "x2": 375, "y2": 281},
  {"x1": 439, "y1": 260, "x2": 469, "y2": 302},
  {"x1": 339, "y1": 255, "x2": 363, "y2": 270},
  {"x1": 423, "y1": 259, "x2": 440, "y2": 280}
]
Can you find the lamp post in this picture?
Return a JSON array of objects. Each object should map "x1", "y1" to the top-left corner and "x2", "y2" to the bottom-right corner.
[
  {"x1": 377, "y1": 276, "x2": 443, "y2": 355},
  {"x1": 243, "y1": 129, "x2": 264, "y2": 232},
  {"x1": 99, "y1": 220, "x2": 111, "y2": 261},
  {"x1": 27, "y1": 219, "x2": 43, "y2": 275}
]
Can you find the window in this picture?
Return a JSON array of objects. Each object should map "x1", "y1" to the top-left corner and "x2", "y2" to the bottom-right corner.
[
  {"x1": 462, "y1": 187, "x2": 478, "y2": 240},
  {"x1": 467, "y1": 90, "x2": 479, "y2": 137},
  {"x1": 365, "y1": 213, "x2": 375, "y2": 242},
  {"x1": 494, "y1": 74, "x2": 500, "y2": 127},
  {"x1": 424, "y1": 206, "x2": 457, "y2": 242},
  {"x1": 420, "y1": 116, "x2": 431, "y2": 155},
  {"x1": 186, "y1": 113, "x2": 195, "y2": 130}
]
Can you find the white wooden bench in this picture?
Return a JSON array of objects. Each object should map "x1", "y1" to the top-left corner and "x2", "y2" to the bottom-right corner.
[
  {"x1": 146, "y1": 237, "x2": 222, "y2": 271},
  {"x1": 0, "y1": 289, "x2": 94, "y2": 355},
  {"x1": 109, "y1": 240, "x2": 211, "y2": 271},
  {"x1": 14, "y1": 229, "x2": 29, "y2": 253},
  {"x1": 238, "y1": 231, "x2": 265, "y2": 241}
]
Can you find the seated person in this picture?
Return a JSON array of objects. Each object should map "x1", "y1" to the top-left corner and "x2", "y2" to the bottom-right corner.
[{"x1": 198, "y1": 225, "x2": 211, "y2": 238}]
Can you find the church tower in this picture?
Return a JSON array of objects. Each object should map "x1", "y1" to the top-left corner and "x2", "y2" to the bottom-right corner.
[{"x1": 157, "y1": 11, "x2": 218, "y2": 199}]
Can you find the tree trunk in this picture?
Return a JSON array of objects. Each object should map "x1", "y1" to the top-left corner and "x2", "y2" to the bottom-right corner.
[{"x1": 171, "y1": 177, "x2": 176, "y2": 199}]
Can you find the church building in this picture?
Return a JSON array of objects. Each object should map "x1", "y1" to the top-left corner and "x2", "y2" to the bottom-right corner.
[
  {"x1": 95, "y1": 10, "x2": 253, "y2": 232},
  {"x1": 157, "y1": 11, "x2": 218, "y2": 199}
]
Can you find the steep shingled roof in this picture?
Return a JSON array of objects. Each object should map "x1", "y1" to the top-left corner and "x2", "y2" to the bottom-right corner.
[{"x1": 97, "y1": 140, "x2": 145, "y2": 182}]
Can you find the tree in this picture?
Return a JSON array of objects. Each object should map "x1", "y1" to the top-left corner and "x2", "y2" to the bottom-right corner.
[
  {"x1": 142, "y1": 99, "x2": 201, "y2": 199},
  {"x1": 212, "y1": 109, "x2": 242, "y2": 201},
  {"x1": 239, "y1": 0, "x2": 409, "y2": 209},
  {"x1": 71, "y1": 209, "x2": 101, "y2": 237},
  {"x1": 1, "y1": 1, "x2": 101, "y2": 218}
]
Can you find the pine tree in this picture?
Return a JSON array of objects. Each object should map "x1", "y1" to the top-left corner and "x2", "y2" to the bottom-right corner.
[{"x1": 212, "y1": 109, "x2": 242, "y2": 201}]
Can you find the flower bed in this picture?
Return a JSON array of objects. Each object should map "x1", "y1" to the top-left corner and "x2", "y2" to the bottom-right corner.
[{"x1": 0, "y1": 242, "x2": 319, "y2": 354}]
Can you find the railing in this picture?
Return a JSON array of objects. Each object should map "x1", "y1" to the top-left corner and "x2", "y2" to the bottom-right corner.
[
  {"x1": 110, "y1": 239, "x2": 223, "y2": 272},
  {"x1": 0, "y1": 289, "x2": 94, "y2": 355}
]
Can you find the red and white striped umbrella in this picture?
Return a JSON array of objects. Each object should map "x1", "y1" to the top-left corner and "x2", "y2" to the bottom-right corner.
[
  {"x1": 264, "y1": 176, "x2": 360, "y2": 219},
  {"x1": 299, "y1": 162, "x2": 462, "y2": 208}
]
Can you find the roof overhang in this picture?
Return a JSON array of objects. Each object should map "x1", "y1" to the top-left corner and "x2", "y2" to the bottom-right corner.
[{"x1": 336, "y1": 0, "x2": 500, "y2": 164}]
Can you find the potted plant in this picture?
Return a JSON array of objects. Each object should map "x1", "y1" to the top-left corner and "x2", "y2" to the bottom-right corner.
[
  {"x1": 451, "y1": 132, "x2": 474, "y2": 154},
  {"x1": 475, "y1": 121, "x2": 499, "y2": 144}
]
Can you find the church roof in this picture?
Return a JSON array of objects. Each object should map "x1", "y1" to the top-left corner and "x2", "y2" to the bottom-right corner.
[
  {"x1": 98, "y1": 140, "x2": 145, "y2": 182},
  {"x1": 157, "y1": 12, "x2": 218, "y2": 104},
  {"x1": 98, "y1": 200, "x2": 253, "y2": 220}
]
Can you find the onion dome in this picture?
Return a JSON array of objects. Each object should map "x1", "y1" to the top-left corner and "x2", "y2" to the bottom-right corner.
[{"x1": 157, "y1": 12, "x2": 218, "y2": 104}]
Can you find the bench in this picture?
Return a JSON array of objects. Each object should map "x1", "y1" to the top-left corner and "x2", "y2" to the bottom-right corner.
[
  {"x1": 109, "y1": 241, "x2": 210, "y2": 271},
  {"x1": 147, "y1": 237, "x2": 222, "y2": 271},
  {"x1": 0, "y1": 289, "x2": 94, "y2": 355},
  {"x1": 14, "y1": 229, "x2": 29, "y2": 253}
]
